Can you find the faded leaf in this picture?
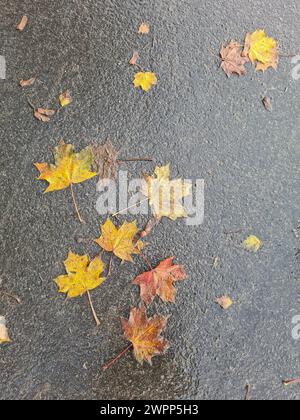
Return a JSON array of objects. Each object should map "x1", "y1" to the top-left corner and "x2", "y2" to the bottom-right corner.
[
  {"x1": 243, "y1": 235, "x2": 262, "y2": 252},
  {"x1": 133, "y1": 257, "x2": 187, "y2": 304},
  {"x1": 34, "y1": 108, "x2": 55, "y2": 123},
  {"x1": 220, "y1": 41, "x2": 248, "y2": 77},
  {"x1": 0, "y1": 316, "x2": 11, "y2": 344},
  {"x1": 142, "y1": 164, "x2": 192, "y2": 220},
  {"x1": 59, "y1": 91, "x2": 72, "y2": 107},
  {"x1": 20, "y1": 77, "x2": 36, "y2": 87},
  {"x1": 129, "y1": 52, "x2": 139, "y2": 66},
  {"x1": 16, "y1": 15, "x2": 28, "y2": 31},
  {"x1": 215, "y1": 296, "x2": 233, "y2": 310},
  {"x1": 138, "y1": 23, "x2": 150, "y2": 34},
  {"x1": 121, "y1": 306, "x2": 168, "y2": 365},
  {"x1": 55, "y1": 251, "x2": 106, "y2": 298},
  {"x1": 92, "y1": 140, "x2": 119, "y2": 182},
  {"x1": 34, "y1": 140, "x2": 97, "y2": 192},
  {"x1": 134, "y1": 72, "x2": 157, "y2": 92},
  {"x1": 95, "y1": 218, "x2": 144, "y2": 262},
  {"x1": 243, "y1": 30, "x2": 278, "y2": 71},
  {"x1": 262, "y1": 96, "x2": 272, "y2": 111}
]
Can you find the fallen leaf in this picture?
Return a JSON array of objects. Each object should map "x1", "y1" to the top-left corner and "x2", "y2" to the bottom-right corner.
[
  {"x1": 0, "y1": 316, "x2": 11, "y2": 344},
  {"x1": 243, "y1": 30, "x2": 278, "y2": 71},
  {"x1": 34, "y1": 140, "x2": 97, "y2": 193},
  {"x1": 92, "y1": 140, "x2": 119, "y2": 181},
  {"x1": 215, "y1": 296, "x2": 233, "y2": 310},
  {"x1": 283, "y1": 378, "x2": 300, "y2": 387},
  {"x1": 95, "y1": 218, "x2": 144, "y2": 262},
  {"x1": 129, "y1": 52, "x2": 139, "y2": 66},
  {"x1": 213, "y1": 256, "x2": 220, "y2": 268},
  {"x1": 133, "y1": 257, "x2": 187, "y2": 304},
  {"x1": 138, "y1": 23, "x2": 150, "y2": 34},
  {"x1": 121, "y1": 306, "x2": 168, "y2": 365},
  {"x1": 243, "y1": 235, "x2": 262, "y2": 252},
  {"x1": 262, "y1": 96, "x2": 272, "y2": 111},
  {"x1": 16, "y1": 15, "x2": 28, "y2": 31},
  {"x1": 142, "y1": 164, "x2": 192, "y2": 220},
  {"x1": 59, "y1": 91, "x2": 72, "y2": 107},
  {"x1": 220, "y1": 41, "x2": 248, "y2": 77},
  {"x1": 55, "y1": 251, "x2": 106, "y2": 298},
  {"x1": 34, "y1": 108, "x2": 55, "y2": 123},
  {"x1": 34, "y1": 110, "x2": 50, "y2": 123},
  {"x1": 133, "y1": 72, "x2": 157, "y2": 92},
  {"x1": 20, "y1": 77, "x2": 36, "y2": 87}
]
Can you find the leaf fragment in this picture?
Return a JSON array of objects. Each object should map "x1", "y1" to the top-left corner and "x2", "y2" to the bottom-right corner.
[
  {"x1": 55, "y1": 251, "x2": 106, "y2": 298},
  {"x1": 19, "y1": 77, "x2": 36, "y2": 87},
  {"x1": 92, "y1": 140, "x2": 119, "y2": 181},
  {"x1": 243, "y1": 235, "x2": 262, "y2": 252},
  {"x1": 262, "y1": 96, "x2": 272, "y2": 112},
  {"x1": 0, "y1": 316, "x2": 11, "y2": 344},
  {"x1": 129, "y1": 52, "x2": 139, "y2": 66},
  {"x1": 220, "y1": 41, "x2": 248, "y2": 77},
  {"x1": 95, "y1": 218, "x2": 144, "y2": 262},
  {"x1": 133, "y1": 257, "x2": 187, "y2": 304},
  {"x1": 142, "y1": 164, "x2": 192, "y2": 220},
  {"x1": 121, "y1": 306, "x2": 168, "y2": 365},
  {"x1": 34, "y1": 108, "x2": 55, "y2": 123},
  {"x1": 59, "y1": 91, "x2": 72, "y2": 107},
  {"x1": 16, "y1": 15, "x2": 28, "y2": 31},
  {"x1": 133, "y1": 72, "x2": 157, "y2": 92},
  {"x1": 138, "y1": 23, "x2": 150, "y2": 34},
  {"x1": 34, "y1": 140, "x2": 97, "y2": 193},
  {"x1": 215, "y1": 296, "x2": 233, "y2": 310},
  {"x1": 243, "y1": 30, "x2": 278, "y2": 72}
]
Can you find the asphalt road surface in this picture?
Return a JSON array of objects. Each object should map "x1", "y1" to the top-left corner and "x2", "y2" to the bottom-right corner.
[{"x1": 1, "y1": 0, "x2": 300, "y2": 400}]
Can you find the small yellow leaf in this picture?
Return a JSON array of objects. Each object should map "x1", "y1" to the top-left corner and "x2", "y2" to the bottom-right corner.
[
  {"x1": 59, "y1": 91, "x2": 72, "y2": 107},
  {"x1": 243, "y1": 30, "x2": 278, "y2": 71},
  {"x1": 34, "y1": 140, "x2": 97, "y2": 193},
  {"x1": 55, "y1": 251, "x2": 106, "y2": 298},
  {"x1": 243, "y1": 235, "x2": 262, "y2": 252},
  {"x1": 215, "y1": 296, "x2": 233, "y2": 310},
  {"x1": 0, "y1": 316, "x2": 11, "y2": 344},
  {"x1": 133, "y1": 72, "x2": 157, "y2": 92},
  {"x1": 95, "y1": 218, "x2": 144, "y2": 262}
]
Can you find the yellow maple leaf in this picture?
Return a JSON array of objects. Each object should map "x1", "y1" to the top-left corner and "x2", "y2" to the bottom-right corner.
[
  {"x1": 133, "y1": 72, "x2": 157, "y2": 92},
  {"x1": 243, "y1": 30, "x2": 278, "y2": 71},
  {"x1": 142, "y1": 164, "x2": 192, "y2": 221},
  {"x1": 55, "y1": 251, "x2": 106, "y2": 298},
  {"x1": 243, "y1": 235, "x2": 262, "y2": 252},
  {"x1": 35, "y1": 140, "x2": 97, "y2": 193},
  {"x1": 95, "y1": 218, "x2": 144, "y2": 262}
]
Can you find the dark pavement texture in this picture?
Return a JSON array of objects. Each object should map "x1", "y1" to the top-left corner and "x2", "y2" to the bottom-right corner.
[{"x1": 1, "y1": 0, "x2": 300, "y2": 400}]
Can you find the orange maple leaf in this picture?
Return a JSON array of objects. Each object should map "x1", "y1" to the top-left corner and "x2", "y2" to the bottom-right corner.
[
  {"x1": 121, "y1": 306, "x2": 169, "y2": 365},
  {"x1": 133, "y1": 257, "x2": 186, "y2": 304}
]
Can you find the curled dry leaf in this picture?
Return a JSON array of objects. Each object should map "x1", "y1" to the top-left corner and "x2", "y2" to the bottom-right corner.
[
  {"x1": 215, "y1": 296, "x2": 233, "y2": 310},
  {"x1": 16, "y1": 15, "x2": 28, "y2": 31},
  {"x1": 121, "y1": 306, "x2": 168, "y2": 365},
  {"x1": 34, "y1": 108, "x2": 55, "y2": 123},
  {"x1": 262, "y1": 96, "x2": 272, "y2": 112},
  {"x1": 133, "y1": 72, "x2": 157, "y2": 92},
  {"x1": 133, "y1": 257, "x2": 187, "y2": 304},
  {"x1": 20, "y1": 77, "x2": 36, "y2": 87},
  {"x1": 138, "y1": 23, "x2": 150, "y2": 34},
  {"x1": 129, "y1": 52, "x2": 139, "y2": 66},
  {"x1": 59, "y1": 91, "x2": 72, "y2": 107},
  {"x1": 243, "y1": 235, "x2": 262, "y2": 252},
  {"x1": 0, "y1": 316, "x2": 11, "y2": 344},
  {"x1": 92, "y1": 140, "x2": 119, "y2": 182},
  {"x1": 95, "y1": 218, "x2": 144, "y2": 262},
  {"x1": 243, "y1": 30, "x2": 278, "y2": 72},
  {"x1": 220, "y1": 41, "x2": 248, "y2": 77},
  {"x1": 142, "y1": 164, "x2": 191, "y2": 221}
]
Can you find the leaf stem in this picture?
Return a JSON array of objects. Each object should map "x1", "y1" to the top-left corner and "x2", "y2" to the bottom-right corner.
[
  {"x1": 102, "y1": 344, "x2": 133, "y2": 370},
  {"x1": 70, "y1": 183, "x2": 84, "y2": 224},
  {"x1": 86, "y1": 290, "x2": 101, "y2": 327},
  {"x1": 140, "y1": 252, "x2": 153, "y2": 271}
]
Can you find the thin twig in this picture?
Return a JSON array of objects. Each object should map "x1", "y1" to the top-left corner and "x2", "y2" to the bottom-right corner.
[
  {"x1": 102, "y1": 344, "x2": 133, "y2": 370},
  {"x1": 140, "y1": 252, "x2": 153, "y2": 271},
  {"x1": 107, "y1": 254, "x2": 113, "y2": 277},
  {"x1": 70, "y1": 184, "x2": 84, "y2": 224},
  {"x1": 112, "y1": 198, "x2": 148, "y2": 217},
  {"x1": 0, "y1": 291, "x2": 21, "y2": 304},
  {"x1": 86, "y1": 290, "x2": 101, "y2": 327},
  {"x1": 118, "y1": 157, "x2": 153, "y2": 162}
]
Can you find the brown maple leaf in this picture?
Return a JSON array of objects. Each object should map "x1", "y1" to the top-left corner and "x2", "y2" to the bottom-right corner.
[
  {"x1": 121, "y1": 306, "x2": 169, "y2": 365},
  {"x1": 220, "y1": 41, "x2": 248, "y2": 77},
  {"x1": 133, "y1": 257, "x2": 187, "y2": 304},
  {"x1": 92, "y1": 141, "x2": 119, "y2": 183}
]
